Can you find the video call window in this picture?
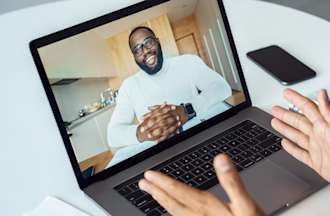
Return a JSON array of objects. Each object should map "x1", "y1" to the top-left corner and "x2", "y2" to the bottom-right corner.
[{"x1": 38, "y1": 0, "x2": 246, "y2": 177}]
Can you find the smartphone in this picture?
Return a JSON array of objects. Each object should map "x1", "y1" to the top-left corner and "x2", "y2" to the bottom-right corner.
[{"x1": 247, "y1": 45, "x2": 316, "y2": 85}]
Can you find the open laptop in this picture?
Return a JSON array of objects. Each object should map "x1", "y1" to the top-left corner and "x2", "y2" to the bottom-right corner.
[{"x1": 29, "y1": 0, "x2": 327, "y2": 215}]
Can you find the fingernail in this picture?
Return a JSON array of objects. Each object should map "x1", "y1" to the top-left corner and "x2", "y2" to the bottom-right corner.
[
  {"x1": 176, "y1": 115, "x2": 180, "y2": 121},
  {"x1": 215, "y1": 156, "x2": 233, "y2": 174},
  {"x1": 147, "y1": 133, "x2": 152, "y2": 139},
  {"x1": 138, "y1": 179, "x2": 148, "y2": 191},
  {"x1": 171, "y1": 105, "x2": 176, "y2": 110},
  {"x1": 140, "y1": 127, "x2": 145, "y2": 132},
  {"x1": 177, "y1": 121, "x2": 181, "y2": 126},
  {"x1": 144, "y1": 170, "x2": 156, "y2": 181}
]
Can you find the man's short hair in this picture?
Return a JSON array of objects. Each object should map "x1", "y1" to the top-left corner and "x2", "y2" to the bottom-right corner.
[{"x1": 129, "y1": 26, "x2": 156, "y2": 47}]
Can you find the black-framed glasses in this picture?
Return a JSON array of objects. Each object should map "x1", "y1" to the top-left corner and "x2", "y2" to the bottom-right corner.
[{"x1": 132, "y1": 36, "x2": 158, "y2": 56}]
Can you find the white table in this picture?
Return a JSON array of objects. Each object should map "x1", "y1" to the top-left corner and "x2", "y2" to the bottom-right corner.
[{"x1": 1, "y1": 0, "x2": 330, "y2": 215}]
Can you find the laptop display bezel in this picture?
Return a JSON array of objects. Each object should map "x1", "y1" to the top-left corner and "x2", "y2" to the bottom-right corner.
[{"x1": 29, "y1": 0, "x2": 252, "y2": 189}]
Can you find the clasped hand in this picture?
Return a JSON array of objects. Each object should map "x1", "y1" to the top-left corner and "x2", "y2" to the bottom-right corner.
[{"x1": 136, "y1": 103, "x2": 188, "y2": 143}]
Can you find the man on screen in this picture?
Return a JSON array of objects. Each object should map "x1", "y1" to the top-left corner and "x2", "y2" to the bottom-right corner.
[{"x1": 107, "y1": 26, "x2": 232, "y2": 149}]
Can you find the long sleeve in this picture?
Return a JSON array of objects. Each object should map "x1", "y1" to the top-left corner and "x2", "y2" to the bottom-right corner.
[
  {"x1": 107, "y1": 83, "x2": 141, "y2": 149},
  {"x1": 188, "y1": 55, "x2": 232, "y2": 120}
]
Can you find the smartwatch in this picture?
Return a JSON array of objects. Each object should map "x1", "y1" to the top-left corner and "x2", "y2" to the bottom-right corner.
[{"x1": 181, "y1": 103, "x2": 196, "y2": 121}]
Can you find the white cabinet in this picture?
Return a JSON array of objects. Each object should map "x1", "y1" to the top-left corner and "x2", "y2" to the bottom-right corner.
[
  {"x1": 38, "y1": 31, "x2": 116, "y2": 79},
  {"x1": 69, "y1": 107, "x2": 114, "y2": 162}
]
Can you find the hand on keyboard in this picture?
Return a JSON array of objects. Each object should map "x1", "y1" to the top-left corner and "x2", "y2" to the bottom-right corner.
[
  {"x1": 272, "y1": 89, "x2": 330, "y2": 182},
  {"x1": 139, "y1": 154, "x2": 264, "y2": 216}
]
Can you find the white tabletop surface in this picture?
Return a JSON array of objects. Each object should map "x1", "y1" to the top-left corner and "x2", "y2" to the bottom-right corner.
[{"x1": 1, "y1": 0, "x2": 330, "y2": 215}]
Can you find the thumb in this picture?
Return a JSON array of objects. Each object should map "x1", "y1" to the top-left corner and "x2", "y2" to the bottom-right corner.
[{"x1": 214, "y1": 154, "x2": 260, "y2": 212}]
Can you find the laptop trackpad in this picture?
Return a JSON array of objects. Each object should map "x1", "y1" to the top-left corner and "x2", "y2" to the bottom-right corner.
[{"x1": 210, "y1": 160, "x2": 311, "y2": 215}]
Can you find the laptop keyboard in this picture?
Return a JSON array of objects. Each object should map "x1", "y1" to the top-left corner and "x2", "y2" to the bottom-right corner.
[{"x1": 114, "y1": 120, "x2": 282, "y2": 215}]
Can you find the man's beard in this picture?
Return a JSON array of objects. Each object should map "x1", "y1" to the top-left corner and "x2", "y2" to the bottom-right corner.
[{"x1": 136, "y1": 46, "x2": 164, "y2": 75}]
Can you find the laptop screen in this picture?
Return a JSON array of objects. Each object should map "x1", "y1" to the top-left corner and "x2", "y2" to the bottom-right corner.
[{"x1": 35, "y1": 0, "x2": 247, "y2": 177}]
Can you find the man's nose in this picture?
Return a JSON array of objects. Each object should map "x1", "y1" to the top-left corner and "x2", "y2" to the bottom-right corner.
[{"x1": 142, "y1": 46, "x2": 150, "y2": 55}]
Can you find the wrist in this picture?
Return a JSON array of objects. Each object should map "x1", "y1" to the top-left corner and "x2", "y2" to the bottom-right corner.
[{"x1": 178, "y1": 105, "x2": 189, "y2": 124}]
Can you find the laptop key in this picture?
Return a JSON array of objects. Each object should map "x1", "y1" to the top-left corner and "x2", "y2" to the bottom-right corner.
[
  {"x1": 220, "y1": 144, "x2": 231, "y2": 152},
  {"x1": 204, "y1": 170, "x2": 216, "y2": 179},
  {"x1": 183, "y1": 164, "x2": 194, "y2": 171},
  {"x1": 194, "y1": 175, "x2": 208, "y2": 184},
  {"x1": 229, "y1": 148, "x2": 241, "y2": 156},
  {"x1": 129, "y1": 182, "x2": 139, "y2": 191},
  {"x1": 134, "y1": 194, "x2": 152, "y2": 208},
  {"x1": 217, "y1": 138, "x2": 228, "y2": 144},
  {"x1": 260, "y1": 150, "x2": 272, "y2": 157},
  {"x1": 169, "y1": 161, "x2": 182, "y2": 169},
  {"x1": 147, "y1": 209, "x2": 162, "y2": 216},
  {"x1": 233, "y1": 155, "x2": 244, "y2": 163},
  {"x1": 210, "y1": 149, "x2": 221, "y2": 156},
  {"x1": 240, "y1": 159, "x2": 254, "y2": 169},
  {"x1": 118, "y1": 187, "x2": 132, "y2": 196},
  {"x1": 258, "y1": 139, "x2": 275, "y2": 149},
  {"x1": 249, "y1": 146, "x2": 262, "y2": 154},
  {"x1": 182, "y1": 173, "x2": 195, "y2": 181},
  {"x1": 225, "y1": 133, "x2": 237, "y2": 140},
  {"x1": 202, "y1": 154, "x2": 212, "y2": 161},
  {"x1": 189, "y1": 152, "x2": 201, "y2": 159},
  {"x1": 180, "y1": 157, "x2": 192, "y2": 164},
  {"x1": 228, "y1": 140, "x2": 240, "y2": 147},
  {"x1": 199, "y1": 177, "x2": 218, "y2": 190},
  {"x1": 238, "y1": 143, "x2": 249, "y2": 151},
  {"x1": 256, "y1": 132, "x2": 272, "y2": 142},
  {"x1": 157, "y1": 206, "x2": 167, "y2": 214},
  {"x1": 192, "y1": 168, "x2": 203, "y2": 175},
  {"x1": 201, "y1": 162, "x2": 213, "y2": 171},
  {"x1": 192, "y1": 158, "x2": 203, "y2": 166},
  {"x1": 241, "y1": 150, "x2": 253, "y2": 158},
  {"x1": 126, "y1": 190, "x2": 144, "y2": 202},
  {"x1": 250, "y1": 154, "x2": 263, "y2": 162},
  {"x1": 160, "y1": 166, "x2": 173, "y2": 174},
  {"x1": 141, "y1": 200, "x2": 159, "y2": 213},
  {"x1": 171, "y1": 169, "x2": 184, "y2": 177},
  {"x1": 270, "y1": 144, "x2": 281, "y2": 152}
]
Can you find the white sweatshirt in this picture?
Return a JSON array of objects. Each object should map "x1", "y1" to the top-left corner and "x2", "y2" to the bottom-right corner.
[{"x1": 107, "y1": 54, "x2": 232, "y2": 149}]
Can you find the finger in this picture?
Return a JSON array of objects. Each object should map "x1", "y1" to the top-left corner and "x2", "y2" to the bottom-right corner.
[
  {"x1": 148, "y1": 104, "x2": 162, "y2": 111},
  {"x1": 214, "y1": 154, "x2": 255, "y2": 208},
  {"x1": 144, "y1": 106, "x2": 172, "y2": 121},
  {"x1": 272, "y1": 106, "x2": 312, "y2": 135},
  {"x1": 318, "y1": 89, "x2": 330, "y2": 124},
  {"x1": 271, "y1": 118, "x2": 309, "y2": 150},
  {"x1": 142, "y1": 171, "x2": 227, "y2": 211},
  {"x1": 147, "y1": 114, "x2": 180, "y2": 132},
  {"x1": 143, "y1": 113, "x2": 173, "y2": 131},
  {"x1": 156, "y1": 125, "x2": 178, "y2": 143},
  {"x1": 283, "y1": 89, "x2": 323, "y2": 124},
  {"x1": 139, "y1": 179, "x2": 191, "y2": 216},
  {"x1": 281, "y1": 138, "x2": 312, "y2": 167}
]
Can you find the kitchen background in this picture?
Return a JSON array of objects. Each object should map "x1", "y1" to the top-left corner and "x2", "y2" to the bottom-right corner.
[{"x1": 37, "y1": 0, "x2": 245, "y2": 174}]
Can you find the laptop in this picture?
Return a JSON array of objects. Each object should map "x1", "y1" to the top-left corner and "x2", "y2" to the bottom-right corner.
[{"x1": 29, "y1": 0, "x2": 327, "y2": 215}]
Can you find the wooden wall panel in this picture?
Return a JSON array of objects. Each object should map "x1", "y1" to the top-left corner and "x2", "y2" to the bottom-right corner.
[{"x1": 171, "y1": 15, "x2": 211, "y2": 67}]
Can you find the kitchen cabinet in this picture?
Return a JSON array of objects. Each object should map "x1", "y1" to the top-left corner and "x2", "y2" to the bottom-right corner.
[
  {"x1": 69, "y1": 107, "x2": 114, "y2": 162},
  {"x1": 38, "y1": 30, "x2": 116, "y2": 79}
]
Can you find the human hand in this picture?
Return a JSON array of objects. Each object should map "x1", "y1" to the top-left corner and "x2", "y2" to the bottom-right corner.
[
  {"x1": 139, "y1": 154, "x2": 264, "y2": 216},
  {"x1": 136, "y1": 103, "x2": 188, "y2": 143},
  {"x1": 272, "y1": 88, "x2": 330, "y2": 182}
]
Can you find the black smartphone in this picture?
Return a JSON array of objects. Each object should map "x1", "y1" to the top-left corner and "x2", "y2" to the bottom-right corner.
[{"x1": 247, "y1": 45, "x2": 316, "y2": 85}]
